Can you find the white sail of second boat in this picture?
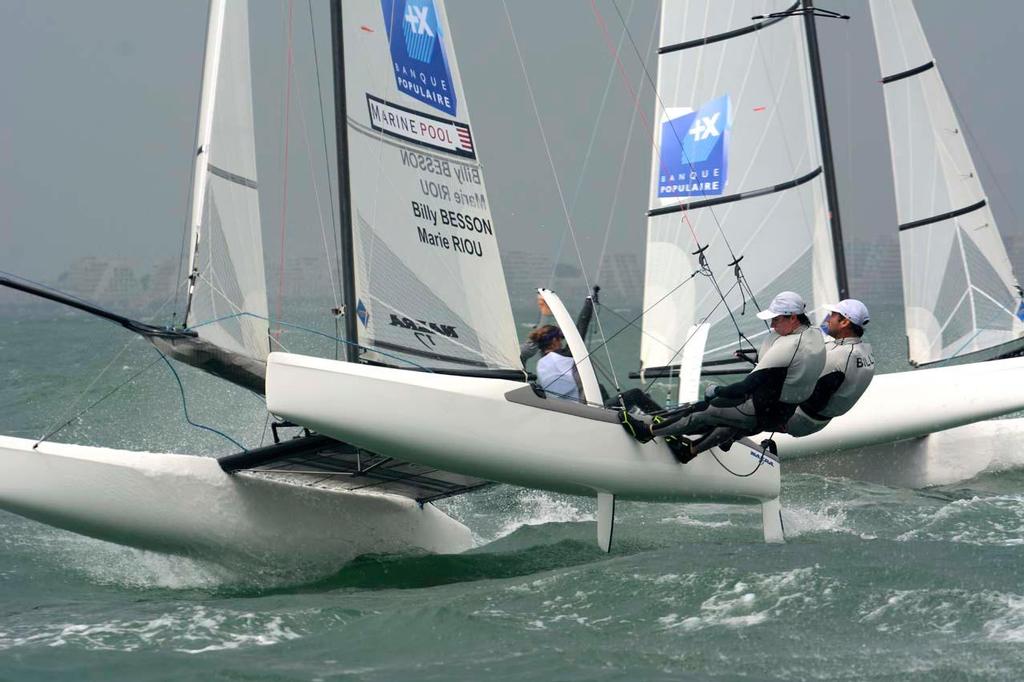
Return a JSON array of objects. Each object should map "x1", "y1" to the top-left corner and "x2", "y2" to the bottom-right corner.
[
  {"x1": 870, "y1": 0, "x2": 1024, "y2": 366},
  {"x1": 184, "y1": 0, "x2": 269, "y2": 362},
  {"x1": 640, "y1": 0, "x2": 840, "y2": 375}
]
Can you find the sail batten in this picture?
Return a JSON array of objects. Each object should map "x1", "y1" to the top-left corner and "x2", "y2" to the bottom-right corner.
[
  {"x1": 898, "y1": 199, "x2": 987, "y2": 232},
  {"x1": 658, "y1": 1, "x2": 798, "y2": 54}
]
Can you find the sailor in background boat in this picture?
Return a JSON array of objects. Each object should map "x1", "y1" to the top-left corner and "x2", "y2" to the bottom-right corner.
[
  {"x1": 530, "y1": 325, "x2": 582, "y2": 402},
  {"x1": 621, "y1": 291, "x2": 825, "y2": 461},
  {"x1": 786, "y1": 300, "x2": 875, "y2": 437},
  {"x1": 520, "y1": 288, "x2": 598, "y2": 364}
]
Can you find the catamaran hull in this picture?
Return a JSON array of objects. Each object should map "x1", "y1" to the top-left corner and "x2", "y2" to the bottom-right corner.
[
  {"x1": 265, "y1": 353, "x2": 780, "y2": 505},
  {"x1": 784, "y1": 417, "x2": 1024, "y2": 488},
  {"x1": 775, "y1": 356, "x2": 1024, "y2": 454},
  {"x1": 0, "y1": 435, "x2": 474, "y2": 567}
]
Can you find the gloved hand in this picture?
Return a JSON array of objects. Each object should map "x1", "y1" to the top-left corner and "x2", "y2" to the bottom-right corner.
[{"x1": 704, "y1": 384, "x2": 718, "y2": 401}]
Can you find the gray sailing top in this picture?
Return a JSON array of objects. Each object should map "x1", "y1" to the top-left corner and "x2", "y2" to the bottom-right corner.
[
  {"x1": 800, "y1": 336, "x2": 875, "y2": 420},
  {"x1": 712, "y1": 324, "x2": 826, "y2": 429}
]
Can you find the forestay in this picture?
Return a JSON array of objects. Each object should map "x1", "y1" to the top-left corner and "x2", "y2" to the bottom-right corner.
[
  {"x1": 338, "y1": 0, "x2": 519, "y2": 371},
  {"x1": 640, "y1": 1, "x2": 839, "y2": 373},
  {"x1": 870, "y1": 0, "x2": 1024, "y2": 365},
  {"x1": 184, "y1": 0, "x2": 269, "y2": 362}
]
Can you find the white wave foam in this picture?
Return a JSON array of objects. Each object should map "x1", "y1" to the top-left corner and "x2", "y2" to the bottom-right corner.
[
  {"x1": 494, "y1": 491, "x2": 594, "y2": 540},
  {"x1": 658, "y1": 566, "x2": 831, "y2": 632},
  {"x1": 781, "y1": 503, "x2": 869, "y2": 538},
  {"x1": 896, "y1": 495, "x2": 1024, "y2": 546},
  {"x1": 0, "y1": 606, "x2": 302, "y2": 653},
  {"x1": 860, "y1": 588, "x2": 1024, "y2": 641},
  {"x1": 984, "y1": 594, "x2": 1024, "y2": 642}
]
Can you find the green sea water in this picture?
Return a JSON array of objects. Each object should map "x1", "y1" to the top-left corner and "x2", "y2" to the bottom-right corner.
[{"x1": 2, "y1": 304, "x2": 1024, "y2": 681}]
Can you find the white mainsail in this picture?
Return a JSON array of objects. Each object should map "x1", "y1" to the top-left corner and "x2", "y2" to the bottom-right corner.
[
  {"x1": 338, "y1": 0, "x2": 519, "y2": 372},
  {"x1": 870, "y1": 0, "x2": 1024, "y2": 366},
  {"x1": 184, "y1": 0, "x2": 269, "y2": 361},
  {"x1": 640, "y1": 1, "x2": 839, "y2": 374}
]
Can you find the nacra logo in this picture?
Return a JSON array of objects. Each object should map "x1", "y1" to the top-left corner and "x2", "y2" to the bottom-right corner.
[{"x1": 389, "y1": 314, "x2": 458, "y2": 349}]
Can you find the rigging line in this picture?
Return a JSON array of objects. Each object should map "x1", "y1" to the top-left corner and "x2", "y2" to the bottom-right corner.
[
  {"x1": 947, "y1": 94, "x2": 1024, "y2": 243},
  {"x1": 748, "y1": 21, "x2": 822, "y2": 311},
  {"x1": 542, "y1": 270, "x2": 739, "y2": 402},
  {"x1": 259, "y1": 410, "x2": 272, "y2": 448},
  {"x1": 308, "y1": 0, "x2": 343, "y2": 307},
  {"x1": 708, "y1": 437, "x2": 772, "y2": 478},
  {"x1": 598, "y1": 296, "x2": 691, "y2": 355},
  {"x1": 501, "y1": 0, "x2": 621, "y2": 391},
  {"x1": 641, "y1": 278, "x2": 740, "y2": 394},
  {"x1": 595, "y1": 2, "x2": 658, "y2": 283},
  {"x1": 34, "y1": 350, "x2": 163, "y2": 449},
  {"x1": 546, "y1": 0, "x2": 638, "y2": 289},
  {"x1": 156, "y1": 349, "x2": 247, "y2": 451},
  {"x1": 568, "y1": 0, "x2": 637, "y2": 216},
  {"x1": 274, "y1": 0, "x2": 296, "y2": 340},
  {"x1": 26, "y1": 275, "x2": 181, "y2": 441},
  {"x1": 590, "y1": 0, "x2": 700, "y2": 250},
  {"x1": 542, "y1": 268, "x2": 703, "y2": 393},
  {"x1": 946, "y1": 288, "x2": 1020, "y2": 360},
  {"x1": 173, "y1": 144, "x2": 195, "y2": 327},
  {"x1": 292, "y1": 48, "x2": 340, "y2": 308},
  {"x1": 604, "y1": 1, "x2": 739, "y2": 263},
  {"x1": 187, "y1": 311, "x2": 435, "y2": 373},
  {"x1": 596, "y1": 2, "x2": 757, "y2": 352}
]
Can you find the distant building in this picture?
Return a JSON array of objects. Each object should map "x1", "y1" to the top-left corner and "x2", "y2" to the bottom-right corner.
[
  {"x1": 596, "y1": 252, "x2": 644, "y2": 307},
  {"x1": 57, "y1": 256, "x2": 140, "y2": 307}
]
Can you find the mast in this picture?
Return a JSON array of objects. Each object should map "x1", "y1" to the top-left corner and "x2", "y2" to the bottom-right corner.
[
  {"x1": 801, "y1": 0, "x2": 849, "y2": 299},
  {"x1": 183, "y1": 0, "x2": 228, "y2": 325},
  {"x1": 329, "y1": 0, "x2": 360, "y2": 363}
]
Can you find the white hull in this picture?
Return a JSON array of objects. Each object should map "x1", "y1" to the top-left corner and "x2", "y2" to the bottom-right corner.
[
  {"x1": 265, "y1": 353, "x2": 780, "y2": 505},
  {"x1": 777, "y1": 356, "x2": 1024, "y2": 457},
  {"x1": 784, "y1": 417, "x2": 1024, "y2": 489},
  {"x1": 750, "y1": 356, "x2": 1024, "y2": 487},
  {"x1": 0, "y1": 435, "x2": 474, "y2": 567}
]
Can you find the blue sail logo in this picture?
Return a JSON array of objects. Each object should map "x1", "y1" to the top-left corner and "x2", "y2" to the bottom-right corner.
[
  {"x1": 401, "y1": 1, "x2": 437, "y2": 62},
  {"x1": 381, "y1": 0, "x2": 457, "y2": 116},
  {"x1": 356, "y1": 299, "x2": 370, "y2": 327},
  {"x1": 657, "y1": 95, "x2": 731, "y2": 199}
]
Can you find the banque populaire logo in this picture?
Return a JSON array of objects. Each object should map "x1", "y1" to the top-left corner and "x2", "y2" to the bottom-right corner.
[
  {"x1": 380, "y1": 0, "x2": 457, "y2": 117},
  {"x1": 657, "y1": 95, "x2": 732, "y2": 199}
]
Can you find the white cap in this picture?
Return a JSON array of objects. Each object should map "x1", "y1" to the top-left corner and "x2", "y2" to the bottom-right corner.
[
  {"x1": 756, "y1": 291, "x2": 807, "y2": 320},
  {"x1": 822, "y1": 299, "x2": 870, "y2": 327}
]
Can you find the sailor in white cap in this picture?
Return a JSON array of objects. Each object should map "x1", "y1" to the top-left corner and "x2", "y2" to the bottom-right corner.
[
  {"x1": 785, "y1": 299, "x2": 875, "y2": 436},
  {"x1": 621, "y1": 291, "x2": 826, "y2": 461}
]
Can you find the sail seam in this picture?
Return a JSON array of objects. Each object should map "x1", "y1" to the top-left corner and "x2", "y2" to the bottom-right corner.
[
  {"x1": 658, "y1": 1, "x2": 799, "y2": 54},
  {"x1": 881, "y1": 60, "x2": 934, "y2": 84},
  {"x1": 647, "y1": 166, "x2": 822, "y2": 217},
  {"x1": 897, "y1": 199, "x2": 987, "y2": 232}
]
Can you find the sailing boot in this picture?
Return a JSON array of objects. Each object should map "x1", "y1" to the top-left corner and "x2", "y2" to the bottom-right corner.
[
  {"x1": 665, "y1": 435, "x2": 697, "y2": 464},
  {"x1": 619, "y1": 409, "x2": 654, "y2": 443}
]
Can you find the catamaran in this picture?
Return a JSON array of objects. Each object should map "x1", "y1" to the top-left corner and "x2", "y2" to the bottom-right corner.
[
  {"x1": 3, "y1": 0, "x2": 1023, "y2": 560},
  {"x1": 0, "y1": 0, "x2": 498, "y2": 565},
  {"x1": 0, "y1": 0, "x2": 782, "y2": 561},
  {"x1": 629, "y1": 0, "x2": 1024, "y2": 487}
]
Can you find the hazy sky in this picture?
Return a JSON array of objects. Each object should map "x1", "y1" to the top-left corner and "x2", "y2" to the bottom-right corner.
[{"x1": 1, "y1": 0, "x2": 1022, "y2": 298}]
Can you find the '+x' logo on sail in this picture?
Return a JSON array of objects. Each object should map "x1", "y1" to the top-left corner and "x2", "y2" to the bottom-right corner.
[
  {"x1": 404, "y1": 4, "x2": 434, "y2": 36},
  {"x1": 688, "y1": 112, "x2": 721, "y2": 141}
]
